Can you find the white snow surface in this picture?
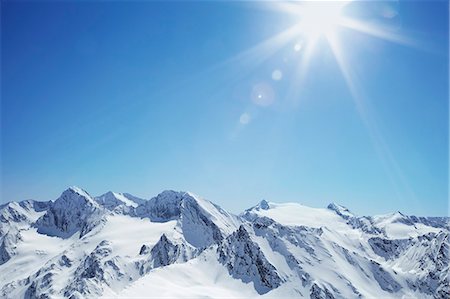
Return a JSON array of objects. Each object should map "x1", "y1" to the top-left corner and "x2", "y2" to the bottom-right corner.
[
  {"x1": 0, "y1": 188, "x2": 448, "y2": 299},
  {"x1": 95, "y1": 192, "x2": 145, "y2": 209},
  {"x1": 244, "y1": 201, "x2": 345, "y2": 228}
]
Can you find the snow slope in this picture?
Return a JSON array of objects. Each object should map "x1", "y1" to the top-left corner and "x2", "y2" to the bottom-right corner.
[
  {"x1": 95, "y1": 192, "x2": 145, "y2": 209},
  {"x1": 0, "y1": 187, "x2": 448, "y2": 298}
]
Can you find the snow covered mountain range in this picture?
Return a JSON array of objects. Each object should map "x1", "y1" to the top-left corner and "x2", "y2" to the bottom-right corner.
[{"x1": 0, "y1": 187, "x2": 448, "y2": 298}]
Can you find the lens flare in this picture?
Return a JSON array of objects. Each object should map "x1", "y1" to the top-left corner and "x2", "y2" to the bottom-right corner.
[
  {"x1": 251, "y1": 82, "x2": 275, "y2": 107},
  {"x1": 272, "y1": 69, "x2": 283, "y2": 81},
  {"x1": 239, "y1": 113, "x2": 251, "y2": 125}
]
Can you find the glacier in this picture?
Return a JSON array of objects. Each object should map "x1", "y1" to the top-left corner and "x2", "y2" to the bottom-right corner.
[{"x1": 0, "y1": 186, "x2": 448, "y2": 298}]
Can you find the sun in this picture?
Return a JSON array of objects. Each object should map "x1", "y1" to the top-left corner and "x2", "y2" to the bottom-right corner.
[{"x1": 298, "y1": 2, "x2": 345, "y2": 39}]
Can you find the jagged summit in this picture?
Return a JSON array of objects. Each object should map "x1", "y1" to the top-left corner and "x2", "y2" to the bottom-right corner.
[
  {"x1": 218, "y1": 224, "x2": 282, "y2": 294},
  {"x1": 245, "y1": 199, "x2": 271, "y2": 213},
  {"x1": 257, "y1": 199, "x2": 270, "y2": 210},
  {"x1": 54, "y1": 187, "x2": 99, "y2": 209},
  {"x1": 65, "y1": 186, "x2": 93, "y2": 200},
  {"x1": 34, "y1": 187, "x2": 104, "y2": 238},
  {"x1": 326, "y1": 202, "x2": 354, "y2": 219},
  {"x1": 135, "y1": 190, "x2": 189, "y2": 221}
]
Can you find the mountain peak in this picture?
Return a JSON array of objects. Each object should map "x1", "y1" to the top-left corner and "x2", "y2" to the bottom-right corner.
[
  {"x1": 54, "y1": 187, "x2": 98, "y2": 208},
  {"x1": 245, "y1": 199, "x2": 271, "y2": 213},
  {"x1": 35, "y1": 187, "x2": 103, "y2": 238},
  {"x1": 327, "y1": 202, "x2": 354, "y2": 219},
  {"x1": 66, "y1": 186, "x2": 92, "y2": 199},
  {"x1": 258, "y1": 199, "x2": 270, "y2": 210}
]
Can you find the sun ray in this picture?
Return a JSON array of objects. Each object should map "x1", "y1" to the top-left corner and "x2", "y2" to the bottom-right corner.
[
  {"x1": 269, "y1": 1, "x2": 349, "y2": 19},
  {"x1": 220, "y1": 23, "x2": 302, "y2": 72},
  {"x1": 338, "y1": 17, "x2": 420, "y2": 48},
  {"x1": 285, "y1": 35, "x2": 319, "y2": 106},
  {"x1": 327, "y1": 32, "x2": 418, "y2": 205}
]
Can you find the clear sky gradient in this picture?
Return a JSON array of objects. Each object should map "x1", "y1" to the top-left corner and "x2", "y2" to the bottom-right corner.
[{"x1": 1, "y1": 1, "x2": 448, "y2": 216}]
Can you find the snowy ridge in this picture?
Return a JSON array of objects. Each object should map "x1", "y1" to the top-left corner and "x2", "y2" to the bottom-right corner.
[
  {"x1": 0, "y1": 187, "x2": 448, "y2": 298},
  {"x1": 95, "y1": 192, "x2": 145, "y2": 210}
]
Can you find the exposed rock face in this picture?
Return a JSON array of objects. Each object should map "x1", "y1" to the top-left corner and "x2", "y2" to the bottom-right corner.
[
  {"x1": 217, "y1": 225, "x2": 282, "y2": 294},
  {"x1": 368, "y1": 237, "x2": 412, "y2": 260},
  {"x1": 135, "y1": 190, "x2": 183, "y2": 221},
  {"x1": 403, "y1": 231, "x2": 450, "y2": 299},
  {"x1": 139, "y1": 234, "x2": 196, "y2": 275},
  {"x1": 326, "y1": 205, "x2": 382, "y2": 235},
  {"x1": 409, "y1": 216, "x2": 450, "y2": 230},
  {"x1": 139, "y1": 244, "x2": 151, "y2": 255},
  {"x1": 0, "y1": 230, "x2": 21, "y2": 265},
  {"x1": 149, "y1": 234, "x2": 183, "y2": 268},
  {"x1": 1, "y1": 200, "x2": 50, "y2": 235},
  {"x1": 63, "y1": 240, "x2": 132, "y2": 298},
  {"x1": 348, "y1": 216, "x2": 384, "y2": 235},
  {"x1": 135, "y1": 191, "x2": 238, "y2": 248},
  {"x1": 21, "y1": 257, "x2": 66, "y2": 298},
  {"x1": 0, "y1": 200, "x2": 50, "y2": 265},
  {"x1": 251, "y1": 216, "x2": 320, "y2": 286},
  {"x1": 310, "y1": 283, "x2": 335, "y2": 299},
  {"x1": 94, "y1": 191, "x2": 145, "y2": 213},
  {"x1": 179, "y1": 195, "x2": 225, "y2": 248},
  {"x1": 35, "y1": 187, "x2": 105, "y2": 238},
  {"x1": 369, "y1": 260, "x2": 402, "y2": 293},
  {"x1": 0, "y1": 203, "x2": 29, "y2": 225},
  {"x1": 252, "y1": 216, "x2": 322, "y2": 257},
  {"x1": 327, "y1": 203, "x2": 354, "y2": 220}
]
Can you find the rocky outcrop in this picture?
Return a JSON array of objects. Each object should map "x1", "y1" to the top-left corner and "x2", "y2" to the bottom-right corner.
[
  {"x1": 217, "y1": 225, "x2": 282, "y2": 294},
  {"x1": 0, "y1": 230, "x2": 21, "y2": 265},
  {"x1": 35, "y1": 187, "x2": 105, "y2": 238},
  {"x1": 369, "y1": 260, "x2": 401, "y2": 293},
  {"x1": 368, "y1": 237, "x2": 412, "y2": 260},
  {"x1": 138, "y1": 234, "x2": 197, "y2": 275}
]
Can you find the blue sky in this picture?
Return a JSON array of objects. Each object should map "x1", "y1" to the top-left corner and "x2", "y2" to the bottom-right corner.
[{"x1": 1, "y1": 1, "x2": 448, "y2": 216}]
